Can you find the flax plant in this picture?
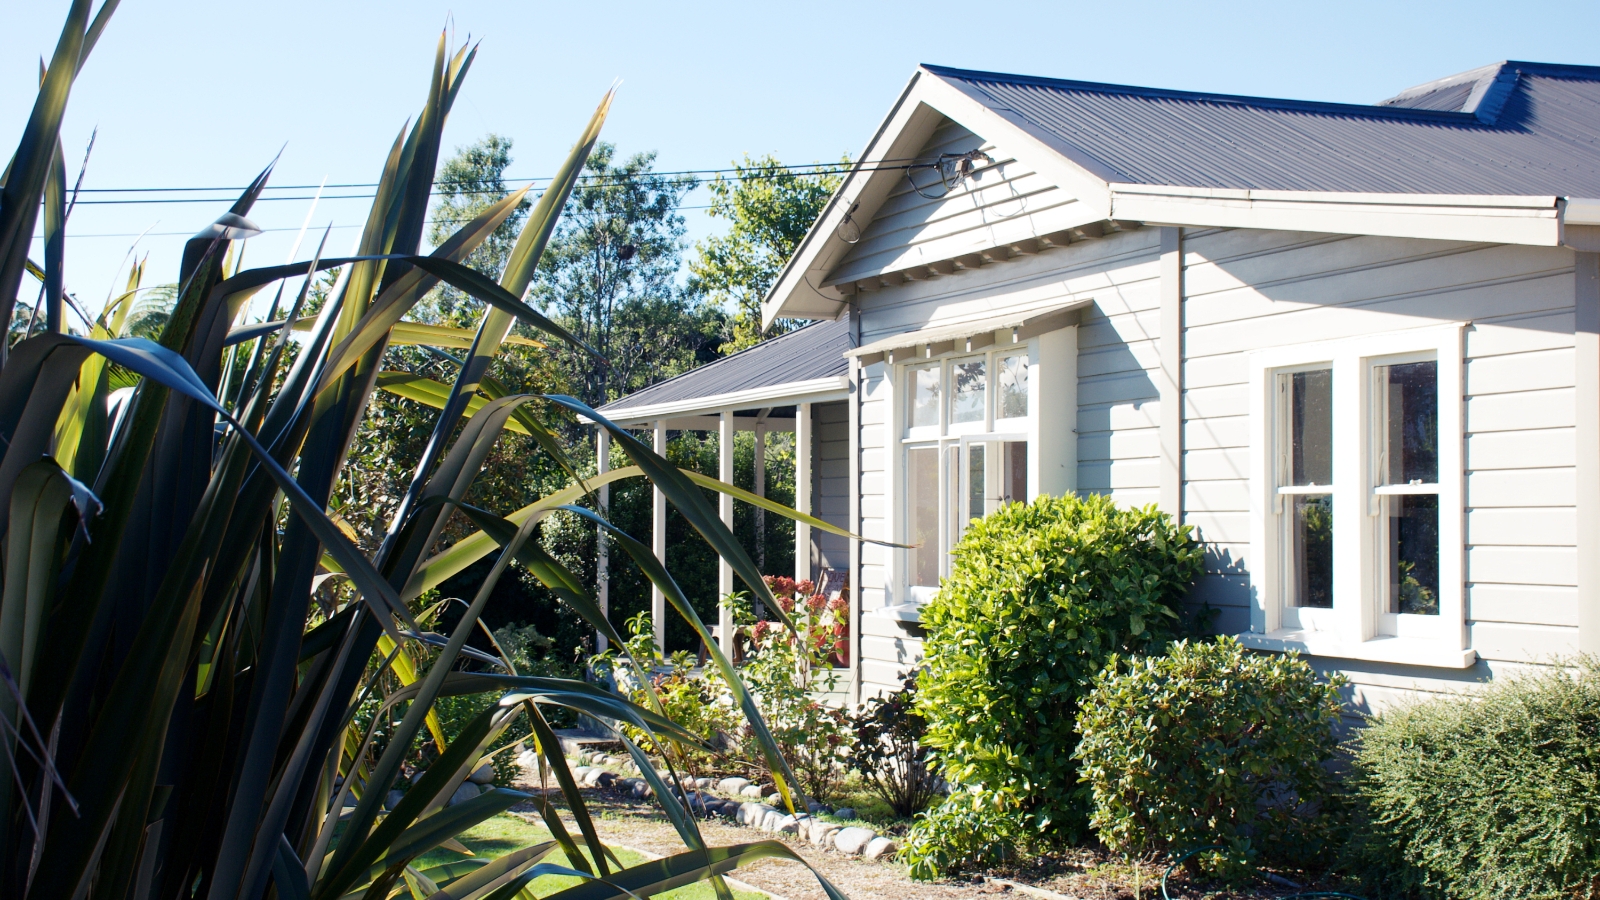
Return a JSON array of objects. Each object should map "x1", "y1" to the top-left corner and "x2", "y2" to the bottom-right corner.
[{"x1": 0, "y1": 3, "x2": 862, "y2": 898}]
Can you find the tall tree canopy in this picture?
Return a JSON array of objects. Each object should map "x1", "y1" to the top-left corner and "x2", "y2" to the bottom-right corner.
[
  {"x1": 426, "y1": 133, "x2": 529, "y2": 320},
  {"x1": 688, "y1": 154, "x2": 846, "y2": 353},
  {"x1": 531, "y1": 142, "x2": 723, "y2": 411}
]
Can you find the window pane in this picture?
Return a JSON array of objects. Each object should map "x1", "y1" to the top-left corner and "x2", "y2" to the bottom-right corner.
[
  {"x1": 1380, "y1": 361, "x2": 1438, "y2": 485},
  {"x1": 998, "y1": 354, "x2": 1028, "y2": 418},
  {"x1": 908, "y1": 447, "x2": 940, "y2": 587},
  {"x1": 1387, "y1": 494, "x2": 1440, "y2": 615},
  {"x1": 1289, "y1": 369, "x2": 1333, "y2": 486},
  {"x1": 968, "y1": 443, "x2": 986, "y2": 523},
  {"x1": 1289, "y1": 495, "x2": 1334, "y2": 608},
  {"x1": 909, "y1": 366, "x2": 940, "y2": 429},
  {"x1": 951, "y1": 358, "x2": 986, "y2": 424},
  {"x1": 1003, "y1": 441, "x2": 1027, "y2": 505}
]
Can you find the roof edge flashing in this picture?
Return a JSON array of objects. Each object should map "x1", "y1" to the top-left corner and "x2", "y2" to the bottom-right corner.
[
  {"x1": 1466, "y1": 66, "x2": 1521, "y2": 124},
  {"x1": 921, "y1": 63, "x2": 1483, "y2": 123}
]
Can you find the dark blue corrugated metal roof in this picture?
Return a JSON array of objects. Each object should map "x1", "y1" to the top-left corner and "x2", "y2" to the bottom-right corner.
[
  {"x1": 598, "y1": 317, "x2": 852, "y2": 414},
  {"x1": 924, "y1": 61, "x2": 1600, "y2": 197}
]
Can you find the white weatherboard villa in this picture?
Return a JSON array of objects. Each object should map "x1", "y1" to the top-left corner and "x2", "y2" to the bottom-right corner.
[{"x1": 596, "y1": 60, "x2": 1600, "y2": 714}]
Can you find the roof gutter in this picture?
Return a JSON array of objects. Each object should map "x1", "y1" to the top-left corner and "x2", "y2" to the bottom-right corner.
[
  {"x1": 1112, "y1": 183, "x2": 1563, "y2": 247},
  {"x1": 586, "y1": 375, "x2": 851, "y2": 426}
]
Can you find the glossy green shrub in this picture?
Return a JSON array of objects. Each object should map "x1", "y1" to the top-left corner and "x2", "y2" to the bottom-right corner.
[
  {"x1": 901, "y1": 790, "x2": 1029, "y2": 881},
  {"x1": 911, "y1": 493, "x2": 1202, "y2": 871},
  {"x1": 1075, "y1": 637, "x2": 1345, "y2": 878},
  {"x1": 1344, "y1": 658, "x2": 1600, "y2": 900}
]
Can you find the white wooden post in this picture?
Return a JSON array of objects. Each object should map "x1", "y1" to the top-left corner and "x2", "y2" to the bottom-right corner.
[
  {"x1": 754, "y1": 411, "x2": 767, "y2": 574},
  {"x1": 596, "y1": 428, "x2": 610, "y2": 653},
  {"x1": 795, "y1": 402, "x2": 812, "y2": 583},
  {"x1": 718, "y1": 410, "x2": 736, "y2": 658},
  {"x1": 652, "y1": 421, "x2": 667, "y2": 655}
]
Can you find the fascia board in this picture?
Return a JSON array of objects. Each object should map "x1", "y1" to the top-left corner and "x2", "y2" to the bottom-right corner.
[
  {"x1": 1567, "y1": 197, "x2": 1600, "y2": 225},
  {"x1": 762, "y1": 71, "x2": 942, "y2": 328},
  {"x1": 1114, "y1": 188, "x2": 1562, "y2": 246},
  {"x1": 590, "y1": 376, "x2": 851, "y2": 426},
  {"x1": 1112, "y1": 182, "x2": 1560, "y2": 209}
]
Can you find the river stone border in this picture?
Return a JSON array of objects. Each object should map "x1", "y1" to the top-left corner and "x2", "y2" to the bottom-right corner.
[{"x1": 545, "y1": 751, "x2": 900, "y2": 861}]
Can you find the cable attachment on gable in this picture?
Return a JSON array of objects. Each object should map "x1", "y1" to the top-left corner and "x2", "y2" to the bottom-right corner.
[
  {"x1": 836, "y1": 201, "x2": 862, "y2": 243},
  {"x1": 905, "y1": 148, "x2": 995, "y2": 199}
]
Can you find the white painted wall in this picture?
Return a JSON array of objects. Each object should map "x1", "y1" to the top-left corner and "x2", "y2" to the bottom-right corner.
[
  {"x1": 849, "y1": 227, "x2": 1159, "y2": 701},
  {"x1": 830, "y1": 117, "x2": 1083, "y2": 286},
  {"x1": 814, "y1": 109, "x2": 1585, "y2": 711},
  {"x1": 811, "y1": 400, "x2": 851, "y2": 578},
  {"x1": 1178, "y1": 227, "x2": 1579, "y2": 711}
]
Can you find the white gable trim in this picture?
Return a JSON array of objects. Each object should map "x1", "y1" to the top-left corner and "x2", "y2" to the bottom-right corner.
[
  {"x1": 764, "y1": 67, "x2": 1578, "y2": 325},
  {"x1": 1112, "y1": 183, "x2": 1560, "y2": 246}
]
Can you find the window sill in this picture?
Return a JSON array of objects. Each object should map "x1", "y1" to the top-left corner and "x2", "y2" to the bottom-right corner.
[
  {"x1": 1236, "y1": 629, "x2": 1477, "y2": 669},
  {"x1": 867, "y1": 602, "x2": 924, "y2": 624}
]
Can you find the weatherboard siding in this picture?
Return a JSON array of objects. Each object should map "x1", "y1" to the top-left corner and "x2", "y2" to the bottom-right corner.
[
  {"x1": 850, "y1": 228, "x2": 1163, "y2": 700},
  {"x1": 1179, "y1": 228, "x2": 1581, "y2": 683},
  {"x1": 848, "y1": 225, "x2": 1581, "y2": 709},
  {"x1": 829, "y1": 118, "x2": 1083, "y2": 286},
  {"x1": 811, "y1": 400, "x2": 850, "y2": 578}
]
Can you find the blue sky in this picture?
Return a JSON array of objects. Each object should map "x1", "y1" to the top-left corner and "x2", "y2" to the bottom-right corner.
[{"x1": 7, "y1": 0, "x2": 1600, "y2": 315}]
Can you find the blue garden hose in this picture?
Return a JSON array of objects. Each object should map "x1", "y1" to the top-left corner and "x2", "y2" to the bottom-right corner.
[{"x1": 1161, "y1": 845, "x2": 1370, "y2": 900}]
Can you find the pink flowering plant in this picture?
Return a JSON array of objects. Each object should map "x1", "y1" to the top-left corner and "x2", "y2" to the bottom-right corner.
[{"x1": 725, "y1": 580, "x2": 853, "y2": 800}]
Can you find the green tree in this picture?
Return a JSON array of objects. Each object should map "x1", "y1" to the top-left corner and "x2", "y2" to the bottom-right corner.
[
  {"x1": 426, "y1": 133, "x2": 528, "y2": 321},
  {"x1": 688, "y1": 154, "x2": 846, "y2": 353},
  {"x1": 531, "y1": 142, "x2": 722, "y2": 412},
  {"x1": 336, "y1": 135, "x2": 579, "y2": 658}
]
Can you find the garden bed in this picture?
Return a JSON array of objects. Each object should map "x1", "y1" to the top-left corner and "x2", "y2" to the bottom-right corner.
[{"x1": 508, "y1": 757, "x2": 1356, "y2": 900}]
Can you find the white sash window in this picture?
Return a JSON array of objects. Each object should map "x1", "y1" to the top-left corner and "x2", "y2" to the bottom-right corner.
[
  {"x1": 901, "y1": 347, "x2": 1033, "y2": 602},
  {"x1": 1245, "y1": 325, "x2": 1471, "y2": 668}
]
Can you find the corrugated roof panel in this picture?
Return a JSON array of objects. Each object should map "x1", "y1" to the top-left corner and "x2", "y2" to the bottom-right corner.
[
  {"x1": 598, "y1": 317, "x2": 853, "y2": 413},
  {"x1": 925, "y1": 62, "x2": 1600, "y2": 197}
]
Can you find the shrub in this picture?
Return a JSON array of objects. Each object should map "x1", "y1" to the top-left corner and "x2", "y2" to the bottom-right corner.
[
  {"x1": 735, "y1": 608, "x2": 851, "y2": 801},
  {"x1": 914, "y1": 495, "x2": 1202, "y2": 848},
  {"x1": 1074, "y1": 637, "x2": 1345, "y2": 878},
  {"x1": 596, "y1": 613, "x2": 742, "y2": 770},
  {"x1": 1344, "y1": 658, "x2": 1600, "y2": 899},
  {"x1": 848, "y1": 674, "x2": 940, "y2": 818},
  {"x1": 901, "y1": 790, "x2": 1029, "y2": 881}
]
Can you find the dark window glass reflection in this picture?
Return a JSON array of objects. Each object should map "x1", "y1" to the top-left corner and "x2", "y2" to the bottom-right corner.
[
  {"x1": 1290, "y1": 369, "x2": 1333, "y2": 485},
  {"x1": 1382, "y1": 361, "x2": 1438, "y2": 485},
  {"x1": 1291, "y1": 495, "x2": 1333, "y2": 609},
  {"x1": 1388, "y1": 494, "x2": 1440, "y2": 615}
]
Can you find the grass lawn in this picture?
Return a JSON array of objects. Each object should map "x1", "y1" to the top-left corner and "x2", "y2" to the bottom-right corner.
[{"x1": 414, "y1": 813, "x2": 769, "y2": 899}]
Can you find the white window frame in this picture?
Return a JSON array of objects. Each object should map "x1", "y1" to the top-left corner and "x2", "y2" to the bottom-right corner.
[
  {"x1": 1243, "y1": 324, "x2": 1474, "y2": 669},
  {"x1": 895, "y1": 342, "x2": 1039, "y2": 604}
]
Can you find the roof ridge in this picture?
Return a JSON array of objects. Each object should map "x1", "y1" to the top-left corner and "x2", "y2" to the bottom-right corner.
[{"x1": 920, "y1": 63, "x2": 1485, "y2": 122}]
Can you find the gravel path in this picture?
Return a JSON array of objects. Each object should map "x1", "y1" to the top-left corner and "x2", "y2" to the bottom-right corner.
[{"x1": 510, "y1": 768, "x2": 1004, "y2": 900}]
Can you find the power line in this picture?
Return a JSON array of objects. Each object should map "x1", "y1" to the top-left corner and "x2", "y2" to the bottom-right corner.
[
  {"x1": 58, "y1": 158, "x2": 937, "y2": 207},
  {"x1": 31, "y1": 204, "x2": 726, "y2": 240},
  {"x1": 68, "y1": 160, "x2": 889, "y2": 195}
]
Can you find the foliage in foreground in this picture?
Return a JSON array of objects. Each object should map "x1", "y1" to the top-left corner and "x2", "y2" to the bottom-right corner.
[
  {"x1": 1343, "y1": 656, "x2": 1600, "y2": 900},
  {"x1": 907, "y1": 494, "x2": 1202, "y2": 878},
  {"x1": 0, "y1": 4, "x2": 864, "y2": 899},
  {"x1": 1075, "y1": 637, "x2": 1345, "y2": 880}
]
